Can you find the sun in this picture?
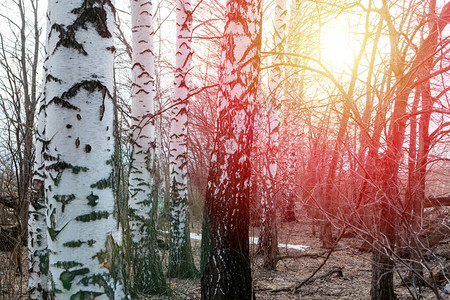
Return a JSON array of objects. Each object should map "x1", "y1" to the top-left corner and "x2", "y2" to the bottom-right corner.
[{"x1": 320, "y1": 19, "x2": 356, "y2": 72}]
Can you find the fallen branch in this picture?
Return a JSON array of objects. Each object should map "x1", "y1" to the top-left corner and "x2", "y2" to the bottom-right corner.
[
  {"x1": 266, "y1": 268, "x2": 343, "y2": 293},
  {"x1": 260, "y1": 227, "x2": 348, "y2": 294},
  {"x1": 278, "y1": 252, "x2": 327, "y2": 260}
]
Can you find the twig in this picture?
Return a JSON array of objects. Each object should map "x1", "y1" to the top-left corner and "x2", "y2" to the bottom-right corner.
[
  {"x1": 265, "y1": 227, "x2": 347, "y2": 294},
  {"x1": 277, "y1": 252, "x2": 327, "y2": 260}
]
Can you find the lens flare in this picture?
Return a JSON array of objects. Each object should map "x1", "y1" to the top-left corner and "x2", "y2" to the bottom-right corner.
[{"x1": 320, "y1": 19, "x2": 356, "y2": 72}]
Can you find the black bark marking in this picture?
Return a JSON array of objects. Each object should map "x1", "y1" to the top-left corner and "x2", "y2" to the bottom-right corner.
[
  {"x1": 70, "y1": 291, "x2": 103, "y2": 299},
  {"x1": 43, "y1": 152, "x2": 58, "y2": 162},
  {"x1": 71, "y1": 0, "x2": 115, "y2": 38},
  {"x1": 60, "y1": 268, "x2": 89, "y2": 290},
  {"x1": 46, "y1": 74, "x2": 63, "y2": 83},
  {"x1": 90, "y1": 174, "x2": 112, "y2": 189},
  {"x1": 45, "y1": 161, "x2": 88, "y2": 174},
  {"x1": 75, "y1": 211, "x2": 109, "y2": 222},
  {"x1": 48, "y1": 80, "x2": 112, "y2": 111},
  {"x1": 66, "y1": 124, "x2": 72, "y2": 129},
  {"x1": 50, "y1": 0, "x2": 115, "y2": 54},
  {"x1": 51, "y1": 23, "x2": 87, "y2": 55},
  {"x1": 53, "y1": 194, "x2": 76, "y2": 213},
  {"x1": 46, "y1": 161, "x2": 69, "y2": 172},
  {"x1": 77, "y1": 114, "x2": 82, "y2": 120},
  {"x1": 139, "y1": 49, "x2": 154, "y2": 55},
  {"x1": 53, "y1": 261, "x2": 82, "y2": 269},
  {"x1": 136, "y1": 89, "x2": 150, "y2": 95},
  {"x1": 47, "y1": 222, "x2": 69, "y2": 241},
  {"x1": 132, "y1": 62, "x2": 145, "y2": 71},
  {"x1": 86, "y1": 192, "x2": 99, "y2": 207},
  {"x1": 85, "y1": 144, "x2": 91, "y2": 153},
  {"x1": 137, "y1": 71, "x2": 151, "y2": 78},
  {"x1": 99, "y1": 103, "x2": 105, "y2": 121},
  {"x1": 75, "y1": 137, "x2": 80, "y2": 148}
]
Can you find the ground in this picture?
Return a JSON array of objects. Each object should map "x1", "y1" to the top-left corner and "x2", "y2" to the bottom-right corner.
[
  {"x1": 173, "y1": 211, "x2": 450, "y2": 300},
  {"x1": 1, "y1": 211, "x2": 449, "y2": 299}
]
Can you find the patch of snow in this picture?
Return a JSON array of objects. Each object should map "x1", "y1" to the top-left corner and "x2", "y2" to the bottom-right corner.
[{"x1": 189, "y1": 233, "x2": 309, "y2": 251}]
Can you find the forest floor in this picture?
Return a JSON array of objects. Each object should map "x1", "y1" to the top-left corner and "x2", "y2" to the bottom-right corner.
[
  {"x1": 1, "y1": 210, "x2": 449, "y2": 299},
  {"x1": 169, "y1": 210, "x2": 450, "y2": 300}
]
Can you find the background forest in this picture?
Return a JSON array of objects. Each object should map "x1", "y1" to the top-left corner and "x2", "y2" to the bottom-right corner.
[{"x1": 0, "y1": 0, "x2": 449, "y2": 299}]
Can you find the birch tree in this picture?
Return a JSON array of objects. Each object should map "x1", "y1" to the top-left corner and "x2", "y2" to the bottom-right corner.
[
  {"x1": 167, "y1": 0, "x2": 197, "y2": 279},
  {"x1": 128, "y1": 0, "x2": 166, "y2": 295},
  {"x1": 201, "y1": 0, "x2": 262, "y2": 298},
  {"x1": 43, "y1": 0, "x2": 126, "y2": 298},
  {"x1": 259, "y1": 0, "x2": 287, "y2": 269},
  {"x1": 28, "y1": 90, "x2": 49, "y2": 299}
]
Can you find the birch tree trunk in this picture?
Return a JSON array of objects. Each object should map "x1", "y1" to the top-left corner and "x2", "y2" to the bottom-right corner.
[
  {"x1": 168, "y1": 0, "x2": 197, "y2": 279},
  {"x1": 28, "y1": 99, "x2": 49, "y2": 299},
  {"x1": 128, "y1": 0, "x2": 166, "y2": 295},
  {"x1": 27, "y1": 1, "x2": 49, "y2": 298},
  {"x1": 282, "y1": 143, "x2": 297, "y2": 222},
  {"x1": 258, "y1": 0, "x2": 287, "y2": 270},
  {"x1": 200, "y1": 0, "x2": 262, "y2": 298},
  {"x1": 44, "y1": 1, "x2": 126, "y2": 298}
]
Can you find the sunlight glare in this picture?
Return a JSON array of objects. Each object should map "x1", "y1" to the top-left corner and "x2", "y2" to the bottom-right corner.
[{"x1": 321, "y1": 20, "x2": 356, "y2": 72}]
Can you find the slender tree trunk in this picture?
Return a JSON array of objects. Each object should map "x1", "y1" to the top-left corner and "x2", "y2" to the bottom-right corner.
[
  {"x1": 168, "y1": 0, "x2": 197, "y2": 279},
  {"x1": 28, "y1": 100, "x2": 49, "y2": 299},
  {"x1": 404, "y1": 89, "x2": 420, "y2": 269},
  {"x1": 200, "y1": 0, "x2": 262, "y2": 298},
  {"x1": 16, "y1": 0, "x2": 42, "y2": 278},
  {"x1": 281, "y1": 143, "x2": 297, "y2": 222},
  {"x1": 321, "y1": 103, "x2": 349, "y2": 247},
  {"x1": 128, "y1": 0, "x2": 166, "y2": 295},
  {"x1": 44, "y1": 1, "x2": 126, "y2": 298},
  {"x1": 259, "y1": 0, "x2": 287, "y2": 270},
  {"x1": 371, "y1": 3, "x2": 450, "y2": 298},
  {"x1": 320, "y1": 4, "x2": 372, "y2": 248},
  {"x1": 25, "y1": 1, "x2": 48, "y2": 297},
  {"x1": 412, "y1": 0, "x2": 437, "y2": 243}
]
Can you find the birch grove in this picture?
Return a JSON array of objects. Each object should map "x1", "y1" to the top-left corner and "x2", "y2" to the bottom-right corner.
[{"x1": 0, "y1": 0, "x2": 443, "y2": 299}]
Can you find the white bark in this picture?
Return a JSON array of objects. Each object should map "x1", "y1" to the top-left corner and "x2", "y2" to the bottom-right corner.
[
  {"x1": 168, "y1": 0, "x2": 196, "y2": 278},
  {"x1": 129, "y1": 0, "x2": 156, "y2": 243},
  {"x1": 128, "y1": 0, "x2": 166, "y2": 293},
  {"x1": 28, "y1": 99, "x2": 49, "y2": 299},
  {"x1": 44, "y1": 1, "x2": 125, "y2": 298},
  {"x1": 259, "y1": 0, "x2": 287, "y2": 269},
  {"x1": 264, "y1": 0, "x2": 287, "y2": 204},
  {"x1": 170, "y1": 0, "x2": 191, "y2": 199},
  {"x1": 201, "y1": 0, "x2": 262, "y2": 297}
]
